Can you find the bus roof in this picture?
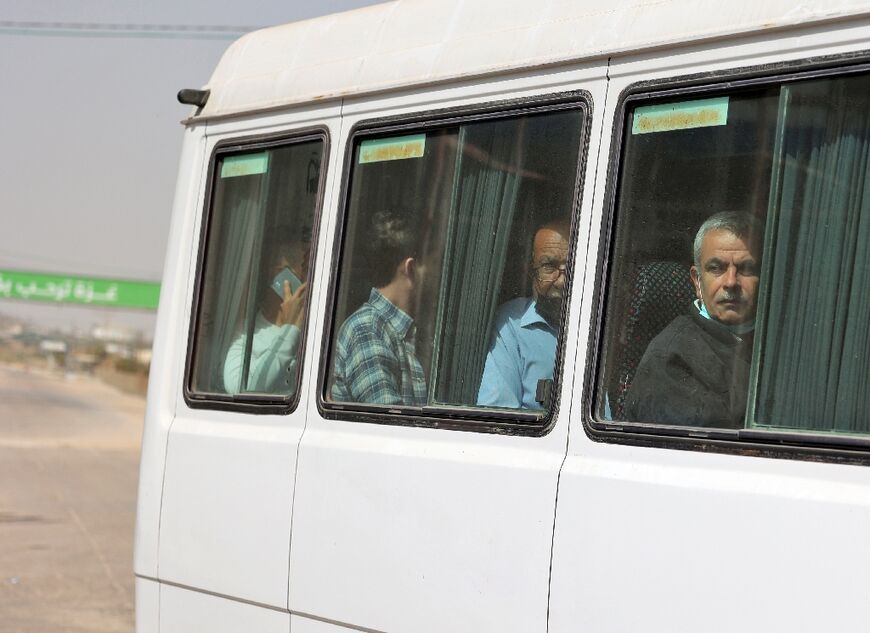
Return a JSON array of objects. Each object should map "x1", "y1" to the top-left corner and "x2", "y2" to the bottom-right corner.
[{"x1": 197, "y1": 0, "x2": 870, "y2": 120}]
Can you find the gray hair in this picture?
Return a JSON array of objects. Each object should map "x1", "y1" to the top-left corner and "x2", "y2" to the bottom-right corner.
[{"x1": 693, "y1": 211, "x2": 763, "y2": 268}]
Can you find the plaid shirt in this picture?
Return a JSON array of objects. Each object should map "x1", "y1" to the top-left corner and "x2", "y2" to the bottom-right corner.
[{"x1": 331, "y1": 289, "x2": 427, "y2": 406}]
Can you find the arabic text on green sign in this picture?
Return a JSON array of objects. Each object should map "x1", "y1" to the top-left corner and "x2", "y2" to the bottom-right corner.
[{"x1": 0, "y1": 270, "x2": 160, "y2": 310}]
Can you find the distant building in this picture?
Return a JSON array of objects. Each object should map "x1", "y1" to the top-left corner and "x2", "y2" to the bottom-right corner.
[
  {"x1": 92, "y1": 325, "x2": 137, "y2": 344},
  {"x1": 39, "y1": 339, "x2": 68, "y2": 353}
]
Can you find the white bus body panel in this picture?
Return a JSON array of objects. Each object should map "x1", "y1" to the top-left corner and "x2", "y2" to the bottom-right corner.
[
  {"x1": 135, "y1": 577, "x2": 159, "y2": 633},
  {"x1": 200, "y1": 0, "x2": 870, "y2": 119},
  {"x1": 159, "y1": 583, "x2": 288, "y2": 633},
  {"x1": 134, "y1": 125, "x2": 208, "y2": 578},
  {"x1": 155, "y1": 103, "x2": 343, "y2": 616},
  {"x1": 286, "y1": 66, "x2": 606, "y2": 633},
  {"x1": 549, "y1": 19, "x2": 870, "y2": 633}
]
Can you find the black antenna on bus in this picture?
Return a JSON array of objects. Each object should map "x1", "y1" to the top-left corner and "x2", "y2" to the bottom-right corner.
[{"x1": 177, "y1": 89, "x2": 210, "y2": 108}]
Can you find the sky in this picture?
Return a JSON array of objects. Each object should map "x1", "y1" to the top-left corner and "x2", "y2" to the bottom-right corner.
[{"x1": 0, "y1": 0, "x2": 384, "y2": 338}]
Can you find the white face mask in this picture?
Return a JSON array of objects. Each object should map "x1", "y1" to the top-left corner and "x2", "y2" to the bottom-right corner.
[{"x1": 695, "y1": 299, "x2": 755, "y2": 337}]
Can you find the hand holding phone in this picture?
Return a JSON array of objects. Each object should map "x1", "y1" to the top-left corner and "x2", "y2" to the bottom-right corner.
[
  {"x1": 271, "y1": 267, "x2": 303, "y2": 298},
  {"x1": 272, "y1": 267, "x2": 307, "y2": 327}
]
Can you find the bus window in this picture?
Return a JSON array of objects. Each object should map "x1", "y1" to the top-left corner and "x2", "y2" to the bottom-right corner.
[
  {"x1": 596, "y1": 69, "x2": 870, "y2": 438},
  {"x1": 325, "y1": 104, "x2": 585, "y2": 421},
  {"x1": 188, "y1": 137, "x2": 324, "y2": 403}
]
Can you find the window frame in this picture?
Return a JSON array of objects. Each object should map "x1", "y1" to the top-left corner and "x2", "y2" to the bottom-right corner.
[
  {"x1": 317, "y1": 91, "x2": 592, "y2": 436},
  {"x1": 585, "y1": 51, "x2": 870, "y2": 464},
  {"x1": 183, "y1": 126, "x2": 330, "y2": 414}
]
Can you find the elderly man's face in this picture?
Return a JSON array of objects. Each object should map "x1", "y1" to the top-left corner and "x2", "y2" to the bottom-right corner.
[
  {"x1": 533, "y1": 225, "x2": 569, "y2": 326},
  {"x1": 690, "y1": 229, "x2": 760, "y2": 325}
]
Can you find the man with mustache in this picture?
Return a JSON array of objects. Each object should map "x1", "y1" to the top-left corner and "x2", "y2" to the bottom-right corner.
[
  {"x1": 624, "y1": 211, "x2": 762, "y2": 428},
  {"x1": 477, "y1": 219, "x2": 570, "y2": 410}
]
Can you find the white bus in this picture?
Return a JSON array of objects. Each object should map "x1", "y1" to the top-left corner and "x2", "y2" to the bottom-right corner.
[{"x1": 135, "y1": 1, "x2": 870, "y2": 631}]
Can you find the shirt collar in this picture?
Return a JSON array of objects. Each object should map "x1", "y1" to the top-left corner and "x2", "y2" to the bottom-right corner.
[
  {"x1": 520, "y1": 299, "x2": 554, "y2": 331},
  {"x1": 369, "y1": 288, "x2": 415, "y2": 338}
]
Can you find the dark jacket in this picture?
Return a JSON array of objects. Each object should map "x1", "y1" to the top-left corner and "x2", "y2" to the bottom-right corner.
[{"x1": 624, "y1": 309, "x2": 754, "y2": 429}]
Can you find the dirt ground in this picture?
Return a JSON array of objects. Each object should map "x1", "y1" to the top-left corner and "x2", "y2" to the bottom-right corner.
[{"x1": 0, "y1": 365, "x2": 142, "y2": 633}]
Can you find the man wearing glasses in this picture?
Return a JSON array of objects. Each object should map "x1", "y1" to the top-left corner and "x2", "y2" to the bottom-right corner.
[{"x1": 477, "y1": 219, "x2": 570, "y2": 409}]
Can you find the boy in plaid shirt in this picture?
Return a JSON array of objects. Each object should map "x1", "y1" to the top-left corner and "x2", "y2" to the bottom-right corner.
[{"x1": 331, "y1": 208, "x2": 427, "y2": 406}]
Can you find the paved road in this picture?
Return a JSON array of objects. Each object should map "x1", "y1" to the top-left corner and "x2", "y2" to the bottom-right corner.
[{"x1": 0, "y1": 365, "x2": 142, "y2": 633}]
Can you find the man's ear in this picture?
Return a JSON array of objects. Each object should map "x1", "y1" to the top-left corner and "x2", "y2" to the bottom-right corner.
[
  {"x1": 400, "y1": 257, "x2": 416, "y2": 280},
  {"x1": 689, "y1": 266, "x2": 702, "y2": 301}
]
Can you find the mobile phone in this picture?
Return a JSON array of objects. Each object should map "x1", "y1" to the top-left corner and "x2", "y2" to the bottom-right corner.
[{"x1": 271, "y1": 267, "x2": 303, "y2": 298}]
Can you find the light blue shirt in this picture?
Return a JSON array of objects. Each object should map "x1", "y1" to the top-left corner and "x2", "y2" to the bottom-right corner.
[
  {"x1": 223, "y1": 312, "x2": 301, "y2": 395},
  {"x1": 477, "y1": 297, "x2": 558, "y2": 410}
]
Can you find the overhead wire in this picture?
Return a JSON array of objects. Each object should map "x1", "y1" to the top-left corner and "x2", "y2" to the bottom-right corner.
[
  {"x1": 0, "y1": 19, "x2": 259, "y2": 280},
  {"x1": 0, "y1": 20, "x2": 260, "y2": 40}
]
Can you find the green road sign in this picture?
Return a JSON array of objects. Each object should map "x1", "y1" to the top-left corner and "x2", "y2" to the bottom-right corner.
[{"x1": 0, "y1": 270, "x2": 160, "y2": 310}]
